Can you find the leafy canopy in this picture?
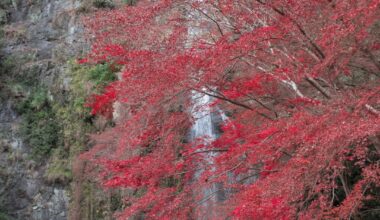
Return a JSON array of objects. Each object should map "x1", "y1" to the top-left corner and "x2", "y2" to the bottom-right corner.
[{"x1": 82, "y1": 0, "x2": 380, "y2": 219}]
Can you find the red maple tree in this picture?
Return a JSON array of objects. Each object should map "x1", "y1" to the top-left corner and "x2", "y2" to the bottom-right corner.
[{"x1": 81, "y1": 0, "x2": 380, "y2": 219}]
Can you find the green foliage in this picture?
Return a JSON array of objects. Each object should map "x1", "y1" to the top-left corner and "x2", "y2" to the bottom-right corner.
[
  {"x1": 44, "y1": 148, "x2": 72, "y2": 184},
  {"x1": 0, "y1": 0, "x2": 12, "y2": 9},
  {"x1": 361, "y1": 190, "x2": 380, "y2": 219},
  {"x1": 16, "y1": 89, "x2": 62, "y2": 158},
  {"x1": 16, "y1": 88, "x2": 48, "y2": 112},
  {"x1": 0, "y1": 9, "x2": 7, "y2": 25},
  {"x1": 61, "y1": 60, "x2": 121, "y2": 218},
  {"x1": 133, "y1": 187, "x2": 147, "y2": 198},
  {"x1": 9, "y1": 59, "x2": 117, "y2": 177},
  {"x1": 2, "y1": 58, "x2": 119, "y2": 216},
  {"x1": 0, "y1": 41, "x2": 55, "y2": 159},
  {"x1": 0, "y1": 27, "x2": 4, "y2": 47},
  {"x1": 110, "y1": 192, "x2": 124, "y2": 211},
  {"x1": 0, "y1": 211, "x2": 10, "y2": 220},
  {"x1": 69, "y1": 60, "x2": 117, "y2": 95},
  {"x1": 93, "y1": 0, "x2": 115, "y2": 9},
  {"x1": 69, "y1": 61, "x2": 114, "y2": 107},
  {"x1": 0, "y1": 55, "x2": 17, "y2": 76},
  {"x1": 88, "y1": 63, "x2": 116, "y2": 87},
  {"x1": 30, "y1": 89, "x2": 49, "y2": 109},
  {"x1": 160, "y1": 176, "x2": 180, "y2": 188},
  {"x1": 52, "y1": 62, "x2": 94, "y2": 159},
  {"x1": 0, "y1": 54, "x2": 38, "y2": 85},
  {"x1": 122, "y1": 0, "x2": 138, "y2": 6},
  {"x1": 53, "y1": 60, "x2": 117, "y2": 159}
]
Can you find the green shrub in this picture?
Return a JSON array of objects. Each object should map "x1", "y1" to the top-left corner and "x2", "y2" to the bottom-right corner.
[
  {"x1": 51, "y1": 61, "x2": 117, "y2": 158},
  {"x1": 54, "y1": 60, "x2": 120, "y2": 219},
  {"x1": 0, "y1": 9, "x2": 7, "y2": 25},
  {"x1": 44, "y1": 148, "x2": 72, "y2": 184},
  {"x1": 69, "y1": 60, "x2": 118, "y2": 94},
  {"x1": 0, "y1": 54, "x2": 38, "y2": 85},
  {"x1": 0, "y1": 0, "x2": 12, "y2": 9},
  {"x1": 122, "y1": 0, "x2": 138, "y2": 6},
  {"x1": 93, "y1": 0, "x2": 115, "y2": 9},
  {"x1": 17, "y1": 89, "x2": 62, "y2": 158},
  {"x1": 36, "y1": 61, "x2": 114, "y2": 183},
  {"x1": 0, "y1": 55, "x2": 16, "y2": 76},
  {"x1": 88, "y1": 63, "x2": 116, "y2": 87}
]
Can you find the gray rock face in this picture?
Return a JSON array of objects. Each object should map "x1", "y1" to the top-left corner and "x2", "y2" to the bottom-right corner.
[{"x1": 0, "y1": 0, "x2": 87, "y2": 219}]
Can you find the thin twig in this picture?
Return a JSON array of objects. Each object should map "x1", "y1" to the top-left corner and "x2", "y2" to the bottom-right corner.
[
  {"x1": 207, "y1": 161, "x2": 244, "y2": 182},
  {"x1": 194, "y1": 8, "x2": 224, "y2": 37}
]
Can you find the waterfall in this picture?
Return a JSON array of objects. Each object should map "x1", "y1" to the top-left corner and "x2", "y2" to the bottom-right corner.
[
  {"x1": 190, "y1": 90, "x2": 227, "y2": 219},
  {"x1": 191, "y1": 91, "x2": 216, "y2": 142},
  {"x1": 185, "y1": 6, "x2": 228, "y2": 219}
]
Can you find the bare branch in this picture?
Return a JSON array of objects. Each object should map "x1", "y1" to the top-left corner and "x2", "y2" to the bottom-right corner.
[
  {"x1": 306, "y1": 76, "x2": 331, "y2": 99},
  {"x1": 195, "y1": 8, "x2": 224, "y2": 37},
  {"x1": 365, "y1": 104, "x2": 380, "y2": 116}
]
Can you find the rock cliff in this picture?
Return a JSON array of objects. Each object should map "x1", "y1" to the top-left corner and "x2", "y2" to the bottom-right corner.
[{"x1": 0, "y1": 0, "x2": 87, "y2": 219}]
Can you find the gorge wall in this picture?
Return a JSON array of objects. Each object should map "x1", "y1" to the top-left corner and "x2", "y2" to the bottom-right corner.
[{"x1": 0, "y1": 1, "x2": 120, "y2": 219}]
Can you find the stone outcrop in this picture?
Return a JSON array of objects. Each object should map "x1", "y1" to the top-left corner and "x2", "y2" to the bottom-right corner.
[{"x1": 0, "y1": 0, "x2": 87, "y2": 219}]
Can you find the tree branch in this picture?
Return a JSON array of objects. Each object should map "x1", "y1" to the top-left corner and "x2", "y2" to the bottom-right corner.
[
  {"x1": 306, "y1": 76, "x2": 331, "y2": 99},
  {"x1": 246, "y1": 94, "x2": 278, "y2": 118},
  {"x1": 339, "y1": 173, "x2": 350, "y2": 197},
  {"x1": 207, "y1": 161, "x2": 244, "y2": 182},
  {"x1": 194, "y1": 88, "x2": 276, "y2": 121},
  {"x1": 365, "y1": 104, "x2": 380, "y2": 116},
  {"x1": 238, "y1": 169, "x2": 279, "y2": 183},
  {"x1": 195, "y1": 8, "x2": 224, "y2": 37},
  {"x1": 255, "y1": 0, "x2": 325, "y2": 59}
]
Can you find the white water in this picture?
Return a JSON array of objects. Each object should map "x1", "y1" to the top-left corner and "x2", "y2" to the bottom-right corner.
[
  {"x1": 191, "y1": 91, "x2": 216, "y2": 142},
  {"x1": 185, "y1": 6, "x2": 227, "y2": 219},
  {"x1": 190, "y1": 90, "x2": 227, "y2": 219}
]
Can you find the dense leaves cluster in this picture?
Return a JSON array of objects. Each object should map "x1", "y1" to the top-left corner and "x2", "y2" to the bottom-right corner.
[
  {"x1": 16, "y1": 89, "x2": 63, "y2": 158},
  {"x1": 82, "y1": 0, "x2": 380, "y2": 219}
]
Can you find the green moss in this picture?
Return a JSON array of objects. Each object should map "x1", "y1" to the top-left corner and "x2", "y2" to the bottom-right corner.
[{"x1": 16, "y1": 88, "x2": 62, "y2": 159}]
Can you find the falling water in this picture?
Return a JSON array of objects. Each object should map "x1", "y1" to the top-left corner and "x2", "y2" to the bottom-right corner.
[
  {"x1": 185, "y1": 6, "x2": 228, "y2": 219},
  {"x1": 191, "y1": 91, "x2": 216, "y2": 143},
  {"x1": 190, "y1": 90, "x2": 227, "y2": 219}
]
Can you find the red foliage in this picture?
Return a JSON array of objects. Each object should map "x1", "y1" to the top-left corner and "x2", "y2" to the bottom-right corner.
[
  {"x1": 86, "y1": 82, "x2": 117, "y2": 116},
  {"x1": 82, "y1": 0, "x2": 380, "y2": 219}
]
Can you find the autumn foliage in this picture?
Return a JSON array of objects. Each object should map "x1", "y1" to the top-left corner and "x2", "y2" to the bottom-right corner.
[{"x1": 81, "y1": 0, "x2": 380, "y2": 219}]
